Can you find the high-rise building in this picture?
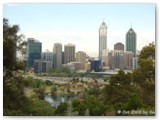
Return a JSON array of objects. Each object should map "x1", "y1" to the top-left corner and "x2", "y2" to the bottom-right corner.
[
  {"x1": 99, "y1": 21, "x2": 107, "y2": 66},
  {"x1": 114, "y1": 42, "x2": 124, "y2": 51},
  {"x1": 76, "y1": 51, "x2": 86, "y2": 70},
  {"x1": 65, "y1": 62, "x2": 82, "y2": 72},
  {"x1": 108, "y1": 50, "x2": 133, "y2": 70},
  {"x1": 41, "y1": 50, "x2": 54, "y2": 68},
  {"x1": 64, "y1": 44, "x2": 75, "y2": 64},
  {"x1": 41, "y1": 50, "x2": 54, "y2": 61},
  {"x1": 53, "y1": 43, "x2": 62, "y2": 69},
  {"x1": 42, "y1": 61, "x2": 52, "y2": 73},
  {"x1": 34, "y1": 60, "x2": 42, "y2": 74},
  {"x1": 90, "y1": 59, "x2": 102, "y2": 72},
  {"x1": 132, "y1": 57, "x2": 139, "y2": 70},
  {"x1": 26, "y1": 38, "x2": 42, "y2": 68},
  {"x1": 102, "y1": 49, "x2": 109, "y2": 68},
  {"x1": 126, "y1": 27, "x2": 136, "y2": 56},
  {"x1": 34, "y1": 60, "x2": 52, "y2": 73}
]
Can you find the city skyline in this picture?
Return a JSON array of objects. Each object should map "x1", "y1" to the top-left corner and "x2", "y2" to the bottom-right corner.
[{"x1": 3, "y1": 3, "x2": 155, "y2": 57}]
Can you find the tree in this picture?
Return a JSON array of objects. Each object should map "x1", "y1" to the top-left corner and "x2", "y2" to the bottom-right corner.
[
  {"x1": 54, "y1": 102, "x2": 68, "y2": 116},
  {"x1": 126, "y1": 93, "x2": 143, "y2": 110},
  {"x1": 46, "y1": 80, "x2": 53, "y2": 86},
  {"x1": 66, "y1": 100, "x2": 78, "y2": 116},
  {"x1": 67, "y1": 87, "x2": 71, "y2": 94},
  {"x1": 51, "y1": 86, "x2": 57, "y2": 96},
  {"x1": 85, "y1": 109, "x2": 90, "y2": 116},
  {"x1": 102, "y1": 70, "x2": 140, "y2": 113},
  {"x1": 133, "y1": 43, "x2": 155, "y2": 107},
  {"x1": 34, "y1": 87, "x2": 46, "y2": 100},
  {"x1": 3, "y1": 18, "x2": 26, "y2": 79}
]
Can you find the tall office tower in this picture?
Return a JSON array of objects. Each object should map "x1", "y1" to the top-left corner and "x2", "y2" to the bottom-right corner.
[
  {"x1": 126, "y1": 27, "x2": 137, "y2": 56},
  {"x1": 102, "y1": 49, "x2": 109, "y2": 68},
  {"x1": 76, "y1": 51, "x2": 86, "y2": 70},
  {"x1": 114, "y1": 42, "x2": 124, "y2": 51},
  {"x1": 26, "y1": 38, "x2": 42, "y2": 68},
  {"x1": 108, "y1": 50, "x2": 133, "y2": 70},
  {"x1": 53, "y1": 43, "x2": 62, "y2": 69},
  {"x1": 99, "y1": 21, "x2": 107, "y2": 66},
  {"x1": 41, "y1": 50, "x2": 54, "y2": 68},
  {"x1": 64, "y1": 43, "x2": 75, "y2": 64},
  {"x1": 41, "y1": 50, "x2": 54, "y2": 61}
]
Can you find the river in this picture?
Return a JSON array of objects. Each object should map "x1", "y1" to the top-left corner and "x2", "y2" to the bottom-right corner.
[{"x1": 44, "y1": 94, "x2": 77, "y2": 108}]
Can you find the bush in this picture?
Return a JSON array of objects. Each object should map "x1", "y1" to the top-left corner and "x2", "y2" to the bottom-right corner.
[{"x1": 45, "y1": 80, "x2": 53, "y2": 86}]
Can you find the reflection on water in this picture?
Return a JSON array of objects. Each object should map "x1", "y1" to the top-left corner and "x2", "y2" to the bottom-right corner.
[{"x1": 45, "y1": 94, "x2": 77, "y2": 108}]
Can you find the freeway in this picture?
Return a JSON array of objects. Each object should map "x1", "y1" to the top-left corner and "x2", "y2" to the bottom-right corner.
[{"x1": 26, "y1": 74, "x2": 109, "y2": 85}]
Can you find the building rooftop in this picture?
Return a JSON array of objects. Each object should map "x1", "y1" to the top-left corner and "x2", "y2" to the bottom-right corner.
[{"x1": 28, "y1": 38, "x2": 41, "y2": 43}]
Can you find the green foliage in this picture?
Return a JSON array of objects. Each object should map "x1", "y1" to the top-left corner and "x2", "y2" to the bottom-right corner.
[
  {"x1": 34, "y1": 87, "x2": 46, "y2": 100},
  {"x1": 126, "y1": 93, "x2": 143, "y2": 110},
  {"x1": 47, "y1": 67, "x2": 81, "y2": 77},
  {"x1": 3, "y1": 18, "x2": 26, "y2": 78},
  {"x1": 73, "y1": 96, "x2": 107, "y2": 116},
  {"x1": 45, "y1": 80, "x2": 53, "y2": 86},
  {"x1": 88, "y1": 87, "x2": 100, "y2": 97},
  {"x1": 85, "y1": 109, "x2": 90, "y2": 116},
  {"x1": 26, "y1": 99, "x2": 55, "y2": 116},
  {"x1": 110, "y1": 70, "x2": 132, "y2": 86},
  {"x1": 66, "y1": 101, "x2": 79, "y2": 116},
  {"x1": 15, "y1": 60, "x2": 25, "y2": 71},
  {"x1": 3, "y1": 79, "x2": 29, "y2": 116},
  {"x1": 72, "y1": 99, "x2": 80, "y2": 108},
  {"x1": 3, "y1": 18, "x2": 19, "y2": 72},
  {"x1": 4, "y1": 76, "x2": 55, "y2": 116},
  {"x1": 48, "y1": 67, "x2": 71, "y2": 74},
  {"x1": 54, "y1": 102, "x2": 68, "y2": 116},
  {"x1": 73, "y1": 103, "x2": 87, "y2": 115},
  {"x1": 103, "y1": 70, "x2": 134, "y2": 105},
  {"x1": 24, "y1": 77, "x2": 46, "y2": 88},
  {"x1": 67, "y1": 87, "x2": 71, "y2": 94},
  {"x1": 133, "y1": 43, "x2": 155, "y2": 107},
  {"x1": 51, "y1": 86, "x2": 57, "y2": 96},
  {"x1": 85, "y1": 96, "x2": 107, "y2": 116}
]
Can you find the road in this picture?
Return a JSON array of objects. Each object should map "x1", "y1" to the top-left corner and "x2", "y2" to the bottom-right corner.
[{"x1": 26, "y1": 75, "x2": 109, "y2": 85}]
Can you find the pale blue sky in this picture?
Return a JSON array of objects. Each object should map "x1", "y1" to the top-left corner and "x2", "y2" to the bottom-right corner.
[{"x1": 3, "y1": 3, "x2": 155, "y2": 57}]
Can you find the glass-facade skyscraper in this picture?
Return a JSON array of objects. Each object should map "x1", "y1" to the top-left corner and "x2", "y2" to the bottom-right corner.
[
  {"x1": 26, "y1": 38, "x2": 42, "y2": 68},
  {"x1": 126, "y1": 28, "x2": 136, "y2": 56}
]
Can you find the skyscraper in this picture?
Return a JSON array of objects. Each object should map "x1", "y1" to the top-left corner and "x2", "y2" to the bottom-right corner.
[
  {"x1": 108, "y1": 50, "x2": 133, "y2": 70},
  {"x1": 99, "y1": 21, "x2": 107, "y2": 66},
  {"x1": 126, "y1": 27, "x2": 136, "y2": 56},
  {"x1": 53, "y1": 43, "x2": 62, "y2": 68},
  {"x1": 26, "y1": 38, "x2": 42, "y2": 68},
  {"x1": 41, "y1": 50, "x2": 54, "y2": 68},
  {"x1": 76, "y1": 51, "x2": 86, "y2": 70},
  {"x1": 64, "y1": 44, "x2": 75, "y2": 64}
]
